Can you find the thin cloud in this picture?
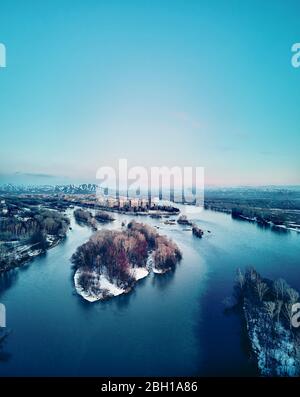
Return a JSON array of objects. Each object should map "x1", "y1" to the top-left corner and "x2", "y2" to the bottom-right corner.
[{"x1": 14, "y1": 172, "x2": 56, "y2": 179}]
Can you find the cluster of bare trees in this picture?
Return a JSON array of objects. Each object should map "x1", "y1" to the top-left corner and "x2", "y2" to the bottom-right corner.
[
  {"x1": 74, "y1": 209, "x2": 115, "y2": 229},
  {"x1": 235, "y1": 267, "x2": 300, "y2": 375},
  {"x1": 94, "y1": 211, "x2": 114, "y2": 223},
  {"x1": 72, "y1": 221, "x2": 182, "y2": 288},
  {"x1": 236, "y1": 267, "x2": 299, "y2": 328},
  {"x1": 74, "y1": 209, "x2": 97, "y2": 230},
  {"x1": 128, "y1": 221, "x2": 182, "y2": 271},
  {"x1": 72, "y1": 228, "x2": 146, "y2": 287},
  {"x1": 177, "y1": 215, "x2": 193, "y2": 225},
  {"x1": 192, "y1": 225, "x2": 204, "y2": 238},
  {"x1": 0, "y1": 209, "x2": 69, "y2": 243},
  {"x1": 232, "y1": 207, "x2": 289, "y2": 227},
  {"x1": 0, "y1": 208, "x2": 70, "y2": 272}
]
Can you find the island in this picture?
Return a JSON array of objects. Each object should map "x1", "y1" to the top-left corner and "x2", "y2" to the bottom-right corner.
[
  {"x1": 74, "y1": 208, "x2": 115, "y2": 231},
  {"x1": 74, "y1": 208, "x2": 98, "y2": 230},
  {"x1": 71, "y1": 221, "x2": 182, "y2": 302},
  {"x1": 177, "y1": 215, "x2": 204, "y2": 238},
  {"x1": 94, "y1": 210, "x2": 115, "y2": 223},
  {"x1": 192, "y1": 224, "x2": 204, "y2": 238},
  {"x1": 177, "y1": 215, "x2": 193, "y2": 226}
]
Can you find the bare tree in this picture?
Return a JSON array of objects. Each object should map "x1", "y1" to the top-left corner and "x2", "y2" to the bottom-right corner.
[
  {"x1": 236, "y1": 268, "x2": 245, "y2": 290},
  {"x1": 275, "y1": 300, "x2": 283, "y2": 323},
  {"x1": 256, "y1": 281, "x2": 269, "y2": 302},
  {"x1": 264, "y1": 301, "x2": 276, "y2": 320},
  {"x1": 283, "y1": 302, "x2": 294, "y2": 329},
  {"x1": 286, "y1": 287, "x2": 299, "y2": 304},
  {"x1": 246, "y1": 267, "x2": 260, "y2": 283},
  {"x1": 274, "y1": 278, "x2": 288, "y2": 300}
]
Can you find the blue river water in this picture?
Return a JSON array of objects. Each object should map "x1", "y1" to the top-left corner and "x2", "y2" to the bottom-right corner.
[{"x1": 0, "y1": 206, "x2": 299, "y2": 376}]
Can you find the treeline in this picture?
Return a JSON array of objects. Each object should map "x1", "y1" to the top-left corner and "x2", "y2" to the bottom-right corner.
[
  {"x1": 71, "y1": 221, "x2": 182, "y2": 288},
  {"x1": 231, "y1": 207, "x2": 289, "y2": 226},
  {"x1": 235, "y1": 268, "x2": 300, "y2": 326},
  {"x1": 0, "y1": 209, "x2": 70, "y2": 245},
  {"x1": 1, "y1": 196, "x2": 69, "y2": 211}
]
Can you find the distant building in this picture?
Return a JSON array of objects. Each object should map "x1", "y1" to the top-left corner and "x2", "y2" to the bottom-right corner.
[
  {"x1": 107, "y1": 198, "x2": 117, "y2": 208},
  {"x1": 129, "y1": 198, "x2": 139, "y2": 208},
  {"x1": 118, "y1": 197, "x2": 129, "y2": 208},
  {"x1": 140, "y1": 198, "x2": 149, "y2": 208}
]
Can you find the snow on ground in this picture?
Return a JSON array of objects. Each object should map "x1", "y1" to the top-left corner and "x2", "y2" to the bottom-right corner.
[
  {"x1": 74, "y1": 252, "x2": 171, "y2": 302},
  {"x1": 74, "y1": 269, "x2": 125, "y2": 302},
  {"x1": 152, "y1": 267, "x2": 165, "y2": 274},
  {"x1": 130, "y1": 267, "x2": 149, "y2": 280},
  {"x1": 28, "y1": 249, "x2": 42, "y2": 257},
  {"x1": 46, "y1": 235, "x2": 56, "y2": 244}
]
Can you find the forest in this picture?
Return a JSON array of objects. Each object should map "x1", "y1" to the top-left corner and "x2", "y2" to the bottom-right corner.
[
  {"x1": 0, "y1": 208, "x2": 70, "y2": 272},
  {"x1": 0, "y1": 208, "x2": 69, "y2": 244}
]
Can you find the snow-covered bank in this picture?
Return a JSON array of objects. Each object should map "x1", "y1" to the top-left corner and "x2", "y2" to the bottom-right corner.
[
  {"x1": 244, "y1": 299, "x2": 299, "y2": 376},
  {"x1": 130, "y1": 267, "x2": 149, "y2": 281},
  {"x1": 152, "y1": 266, "x2": 170, "y2": 274},
  {"x1": 74, "y1": 255, "x2": 174, "y2": 302},
  {"x1": 0, "y1": 234, "x2": 65, "y2": 274},
  {"x1": 74, "y1": 263, "x2": 162, "y2": 302},
  {"x1": 74, "y1": 269, "x2": 126, "y2": 302}
]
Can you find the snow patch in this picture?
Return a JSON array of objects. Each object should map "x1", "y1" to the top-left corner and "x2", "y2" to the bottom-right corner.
[
  {"x1": 74, "y1": 269, "x2": 125, "y2": 302},
  {"x1": 130, "y1": 267, "x2": 149, "y2": 280}
]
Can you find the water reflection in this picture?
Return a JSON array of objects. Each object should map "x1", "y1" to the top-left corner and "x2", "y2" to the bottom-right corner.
[
  {"x1": 0, "y1": 270, "x2": 19, "y2": 296},
  {"x1": 151, "y1": 271, "x2": 175, "y2": 290},
  {"x1": 0, "y1": 329, "x2": 11, "y2": 362}
]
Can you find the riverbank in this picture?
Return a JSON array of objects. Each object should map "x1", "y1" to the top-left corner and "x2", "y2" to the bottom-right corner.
[
  {"x1": 0, "y1": 234, "x2": 67, "y2": 274},
  {"x1": 0, "y1": 204, "x2": 70, "y2": 273},
  {"x1": 204, "y1": 203, "x2": 300, "y2": 234},
  {"x1": 233, "y1": 268, "x2": 300, "y2": 376}
]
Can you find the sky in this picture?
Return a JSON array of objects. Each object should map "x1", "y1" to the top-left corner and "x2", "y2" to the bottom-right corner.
[{"x1": 0, "y1": 0, "x2": 299, "y2": 186}]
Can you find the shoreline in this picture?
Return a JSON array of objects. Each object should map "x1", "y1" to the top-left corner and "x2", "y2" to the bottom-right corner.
[
  {"x1": 73, "y1": 248, "x2": 177, "y2": 302},
  {"x1": 204, "y1": 205, "x2": 300, "y2": 234},
  {"x1": 0, "y1": 235, "x2": 66, "y2": 274}
]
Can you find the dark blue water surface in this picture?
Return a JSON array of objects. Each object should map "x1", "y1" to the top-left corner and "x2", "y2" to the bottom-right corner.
[{"x1": 0, "y1": 206, "x2": 299, "y2": 376}]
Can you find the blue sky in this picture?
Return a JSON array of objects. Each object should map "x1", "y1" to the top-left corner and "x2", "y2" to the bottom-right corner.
[{"x1": 0, "y1": 0, "x2": 299, "y2": 186}]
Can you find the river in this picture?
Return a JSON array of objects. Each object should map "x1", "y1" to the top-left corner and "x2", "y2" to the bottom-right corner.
[{"x1": 0, "y1": 205, "x2": 299, "y2": 376}]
